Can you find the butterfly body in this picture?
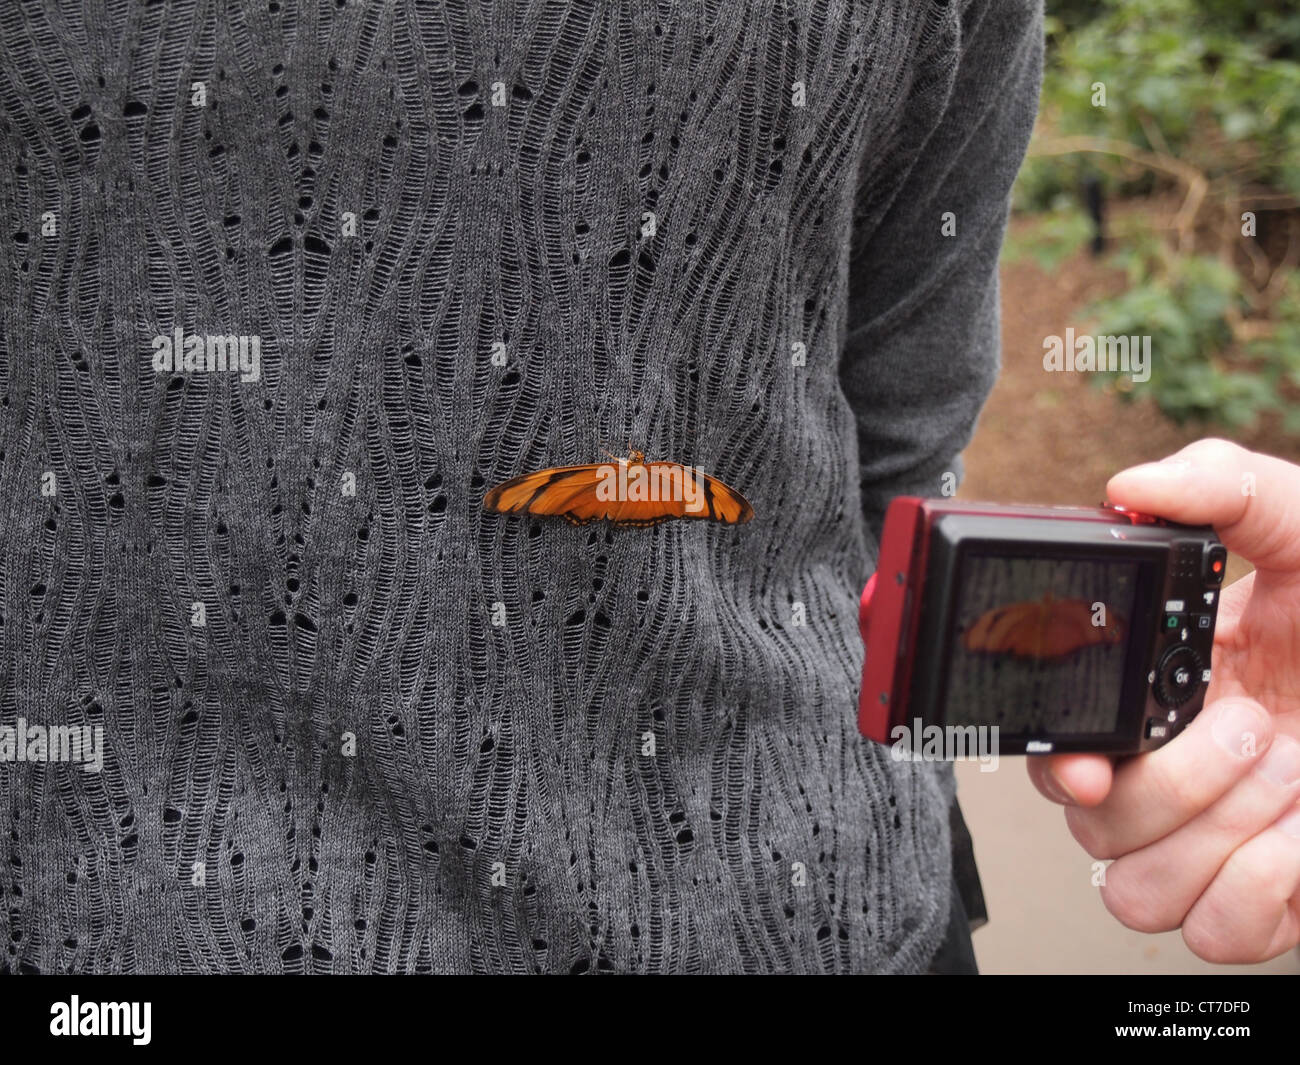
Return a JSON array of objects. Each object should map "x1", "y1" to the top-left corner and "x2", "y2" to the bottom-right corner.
[{"x1": 483, "y1": 451, "x2": 754, "y2": 527}]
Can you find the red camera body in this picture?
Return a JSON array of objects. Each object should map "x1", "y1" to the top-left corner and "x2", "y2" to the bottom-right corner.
[{"x1": 858, "y1": 498, "x2": 1227, "y2": 755}]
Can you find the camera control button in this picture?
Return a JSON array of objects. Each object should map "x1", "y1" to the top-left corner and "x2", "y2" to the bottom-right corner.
[
  {"x1": 1205, "y1": 544, "x2": 1227, "y2": 584},
  {"x1": 1162, "y1": 612, "x2": 1185, "y2": 633},
  {"x1": 1154, "y1": 645, "x2": 1205, "y2": 709},
  {"x1": 1145, "y1": 719, "x2": 1170, "y2": 740}
]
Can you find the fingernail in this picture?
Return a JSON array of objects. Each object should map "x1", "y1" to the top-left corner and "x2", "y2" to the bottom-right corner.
[
  {"x1": 1274, "y1": 804, "x2": 1300, "y2": 838},
  {"x1": 1042, "y1": 769, "x2": 1077, "y2": 805},
  {"x1": 1211, "y1": 701, "x2": 1267, "y2": 758},
  {"x1": 1256, "y1": 736, "x2": 1300, "y2": 787}
]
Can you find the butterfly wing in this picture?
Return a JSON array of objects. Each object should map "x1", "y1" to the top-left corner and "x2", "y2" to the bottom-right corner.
[
  {"x1": 642, "y1": 462, "x2": 754, "y2": 525},
  {"x1": 1031, "y1": 598, "x2": 1127, "y2": 657},
  {"x1": 484, "y1": 460, "x2": 754, "y2": 526},
  {"x1": 693, "y1": 467, "x2": 755, "y2": 525},
  {"x1": 962, "y1": 599, "x2": 1050, "y2": 658},
  {"x1": 483, "y1": 464, "x2": 607, "y2": 523},
  {"x1": 1047, "y1": 599, "x2": 1126, "y2": 653},
  {"x1": 963, "y1": 596, "x2": 1126, "y2": 660}
]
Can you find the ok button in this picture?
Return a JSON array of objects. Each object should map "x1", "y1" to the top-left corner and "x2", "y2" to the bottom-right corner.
[{"x1": 1155, "y1": 645, "x2": 1204, "y2": 709}]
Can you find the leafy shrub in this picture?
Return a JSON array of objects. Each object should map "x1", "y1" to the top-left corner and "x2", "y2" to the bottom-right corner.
[{"x1": 1008, "y1": 0, "x2": 1300, "y2": 432}]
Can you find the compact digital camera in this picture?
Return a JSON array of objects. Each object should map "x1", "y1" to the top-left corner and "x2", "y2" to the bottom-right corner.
[{"x1": 858, "y1": 498, "x2": 1227, "y2": 756}]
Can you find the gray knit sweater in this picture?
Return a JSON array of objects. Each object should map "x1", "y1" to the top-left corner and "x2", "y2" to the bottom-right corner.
[{"x1": 0, "y1": 0, "x2": 1041, "y2": 973}]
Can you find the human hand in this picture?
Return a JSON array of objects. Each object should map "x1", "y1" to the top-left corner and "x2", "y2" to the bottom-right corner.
[{"x1": 1027, "y1": 439, "x2": 1300, "y2": 963}]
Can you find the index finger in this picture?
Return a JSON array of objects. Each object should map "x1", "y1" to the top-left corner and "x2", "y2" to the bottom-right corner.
[{"x1": 1106, "y1": 439, "x2": 1300, "y2": 577}]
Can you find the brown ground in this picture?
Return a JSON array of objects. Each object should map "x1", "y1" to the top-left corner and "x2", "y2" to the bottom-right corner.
[{"x1": 954, "y1": 214, "x2": 1300, "y2": 974}]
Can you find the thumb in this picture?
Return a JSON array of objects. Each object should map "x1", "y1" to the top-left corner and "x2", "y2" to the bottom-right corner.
[{"x1": 1106, "y1": 439, "x2": 1300, "y2": 578}]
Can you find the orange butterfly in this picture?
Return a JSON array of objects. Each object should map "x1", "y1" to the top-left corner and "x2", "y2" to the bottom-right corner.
[
  {"x1": 483, "y1": 450, "x2": 754, "y2": 527},
  {"x1": 961, "y1": 592, "x2": 1126, "y2": 661}
]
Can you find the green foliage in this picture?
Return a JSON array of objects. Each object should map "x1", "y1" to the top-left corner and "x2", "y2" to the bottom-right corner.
[
  {"x1": 1011, "y1": 0, "x2": 1300, "y2": 433},
  {"x1": 1081, "y1": 256, "x2": 1279, "y2": 427},
  {"x1": 1244, "y1": 276, "x2": 1300, "y2": 434},
  {"x1": 1028, "y1": 0, "x2": 1300, "y2": 205},
  {"x1": 1001, "y1": 204, "x2": 1091, "y2": 270}
]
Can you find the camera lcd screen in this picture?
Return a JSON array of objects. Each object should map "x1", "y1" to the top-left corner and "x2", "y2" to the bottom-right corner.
[{"x1": 941, "y1": 553, "x2": 1145, "y2": 735}]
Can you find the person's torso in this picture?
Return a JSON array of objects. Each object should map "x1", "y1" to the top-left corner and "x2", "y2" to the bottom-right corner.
[{"x1": 0, "y1": 0, "x2": 956, "y2": 973}]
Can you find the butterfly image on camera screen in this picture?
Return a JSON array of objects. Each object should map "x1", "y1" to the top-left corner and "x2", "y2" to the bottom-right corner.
[
  {"x1": 961, "y1": 592, "x2": 1126, "y2": 661},
  {"x1": 483, "y1": 450, "x2": 754, "y2": 527}
]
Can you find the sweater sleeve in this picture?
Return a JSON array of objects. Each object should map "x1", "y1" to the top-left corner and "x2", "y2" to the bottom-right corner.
[{"x1": 839, "y1": 0, "x2": 1044, "y2": 550}]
